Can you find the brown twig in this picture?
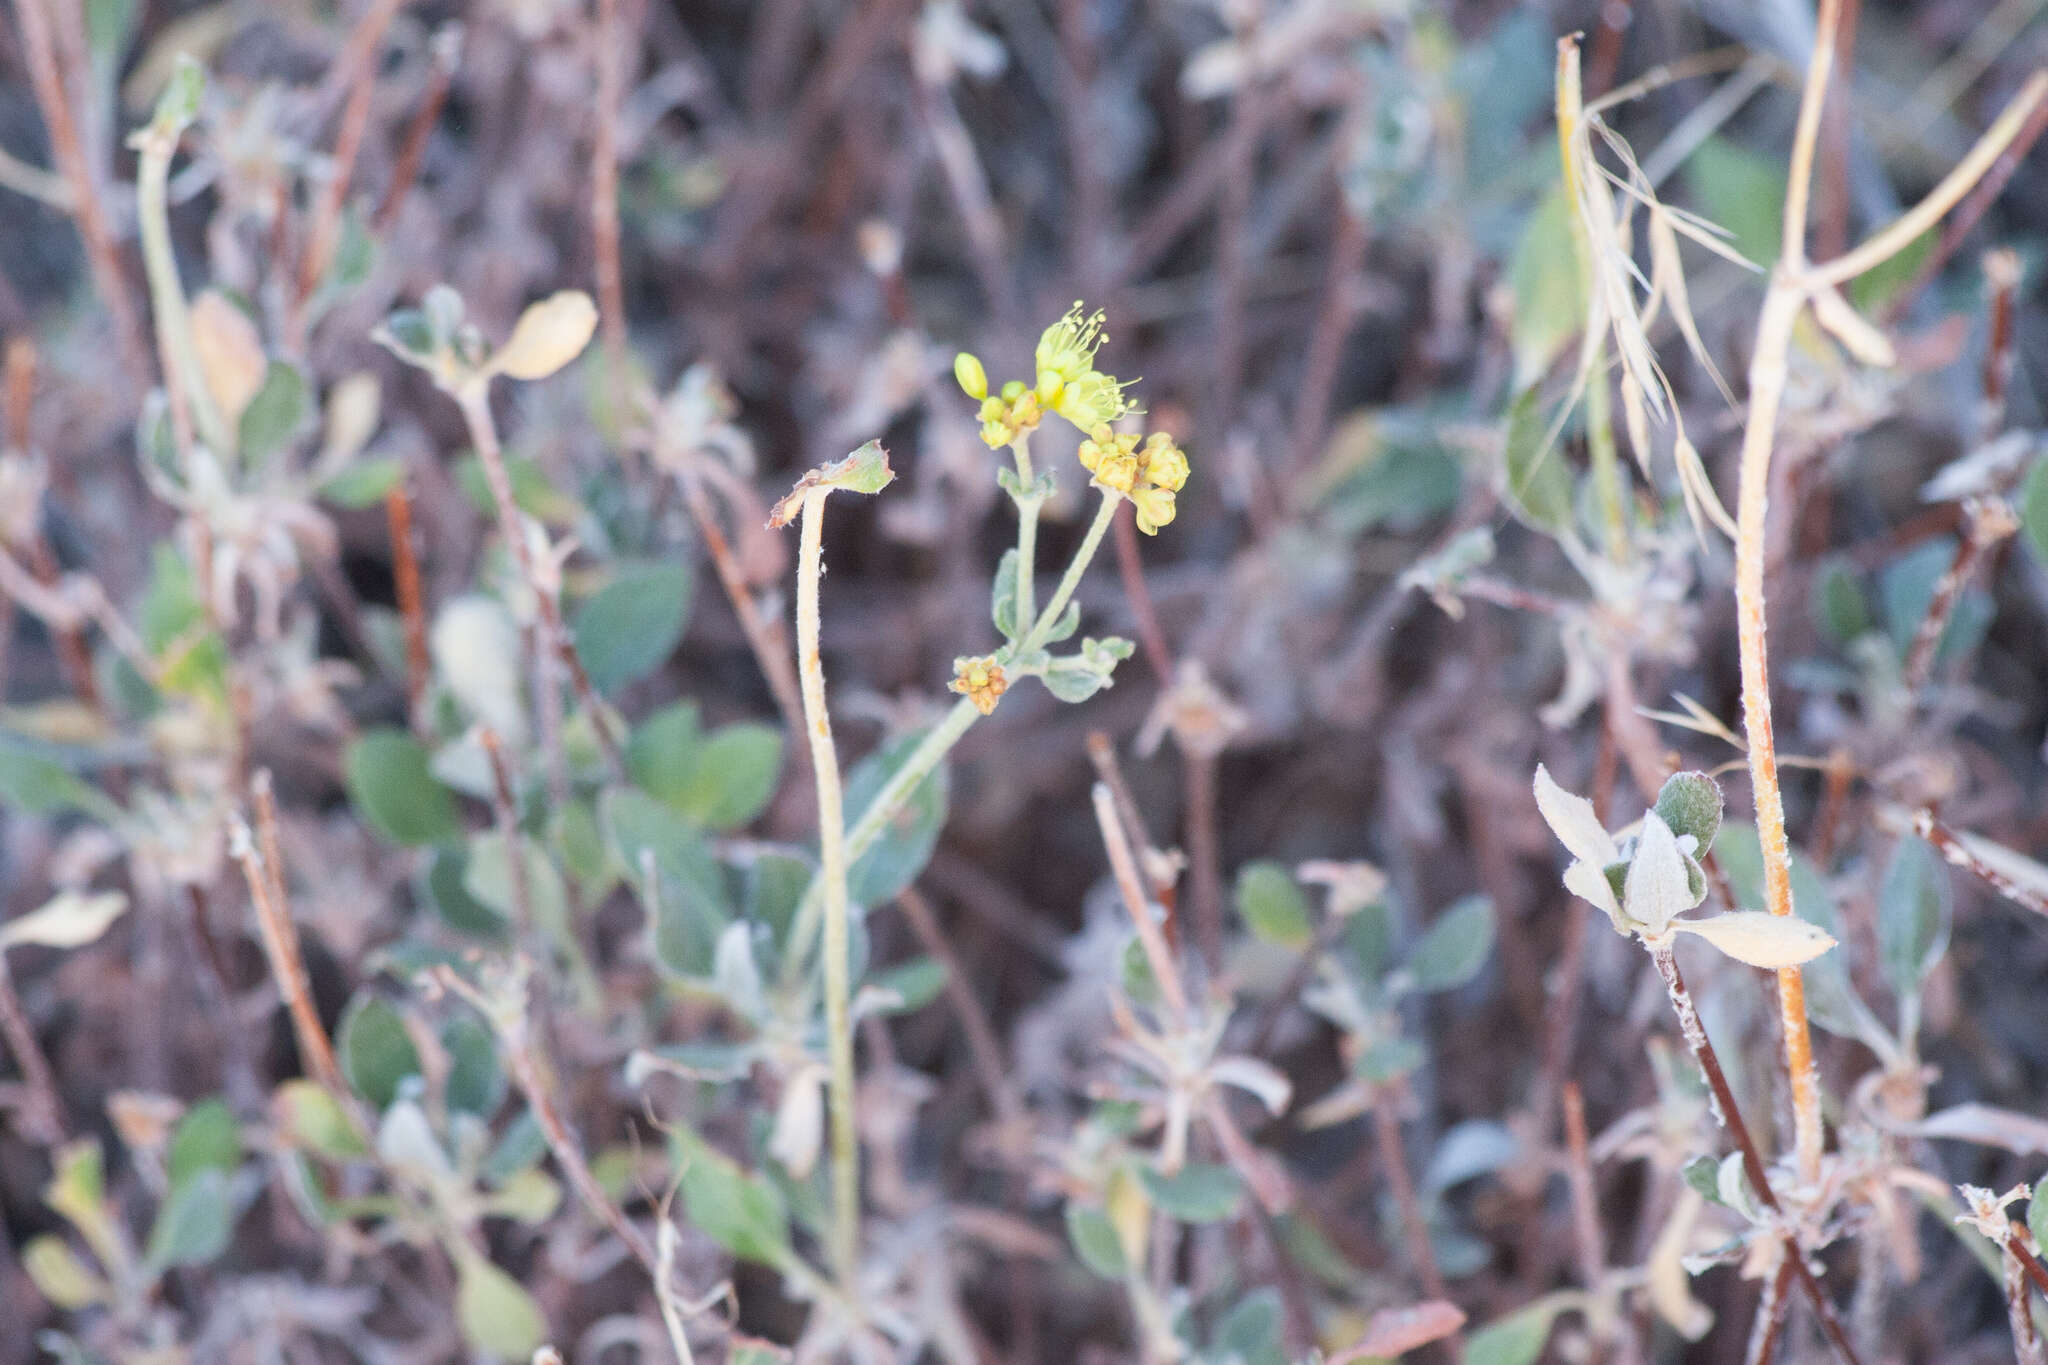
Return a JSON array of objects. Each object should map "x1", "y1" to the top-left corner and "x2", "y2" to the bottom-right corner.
[
  {"x1": 297, "y1": 0, "x2": 408, "y2": 327},
  {"x1": 1746, "y1": 1257, "x2": 1797, "y2": 1365},
  {"x1": 385, "y1": 481, "x2": 430, "y2": 728},
  {"x1": 1182, "y1": 748, "x2": 1224, "y2": 977},
  {"x1": 1911, "y1": 808, "x2": 2048, "y2": 919},
  {"x1": 1092, "y1": 782, "x2": 1189, "y2": 1020},
  {"x1": 1882, "y1": 96, "x2": 2048, "y2": 326},
  {"x1": 0, "y1": 951, "x2": 63, "y2": 1143},
  {"x1": 2008, "y1": 1222, "x2": 2048, "y2": 1300},
  {"x1": 592, "y1": 0, "x2": 630, "y2": 381},
  {"x1": 1370, "y1": 1084, "x2": 1451, "y2": 1307},
  {"x1": 7, "y1": 0, "x2": 147, "y2": 378},
  {"x1": 896, "y1": 888, "x2": 1024, "y2": 1130},
  {"x1": 1562, "y1": 1084, "x2": 1609, "y2": 1326},
  {"x1": 1111, "y1": 499, "x2": 1174, "y2": 685},
  {"x1": 234, "y1": 773, "x2": 348, "y2": 1098},
  {"x1": 374, "y1": 24, "x2": 460, "y2": 231},
  {"x1": 1902, "y1": 495, "x2": 2017, "y2": 693},
  {"x1": 672, "y1": 464, "x2": 809, "y2": 786},
  {"x1": 477, "y1": 728, "x2": 537, "y2": 938},
  {"x1": 1647, "y1": 940, "x2": 1863, "y2": 1365}
]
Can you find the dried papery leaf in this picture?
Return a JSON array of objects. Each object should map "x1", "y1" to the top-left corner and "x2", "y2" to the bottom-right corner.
[
  {"x1": 189, "y1": 290, "x2": 266, "y2": 427},
  {"x1": 767, "y1": 440, "x2": 895, "y2": 527},
  {"x1": 1901, "y1": 1103, "x2": 2048, "y2": 1157},
  {"x1": 1624, "y1": 812, "x2": 1692, "y2": 935},
  {"x1": 1209, "y1": 1056, "x2": 1292, "y2": 1116},
  {"x1": 1811, "y1": 284, "x2": 1898, "y2": 368},
  {"x1": 1533, "y1": 765, "x2": 1619, "y2": 868},
  {"x1": 1329, "y1": 1300, "x2": 1467, "y2": 1362},
  {"x1": 1671, "y1": 910, "x2": 1836, "y2": 968},
  {"x1": 1646, "y1": 208, "x2": 1735, "y2": 404},
  {"x1": 1674, "y1": 433, "x2": 1739, "y2": 542},
  {"x1": 320, "y1": 373, "x2": 382, "y2": 466},
  {"x1": 1648, "y1": 1188, "x2": 1714, "y2": 1340},
  {"x1": 492, "y1": 291, "x2": 598, "y2": 382},
  {"x1": 0, "y1": 890, "x2": 129, "y2": 951},
  {"x1": 1638, "y1": 691, "x2": 1745, "y2": 750},
  {"x1": 1620, "y1": 369, "x2": 1653, "y2": 473}
]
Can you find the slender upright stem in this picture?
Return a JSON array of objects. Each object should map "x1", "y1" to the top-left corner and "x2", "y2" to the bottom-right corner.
[
  {"x1": 794, "y1": 484, "x2": 861, "y2": 1289},
  {"x1": 135, "y1": 121, "x2": 230, "y2": 462},
  {"x1": 0, "y1": 953, "x2": 63, "y2": 1143},
  {"x1": 1010, "y1": 435, "x2": 1040, "y2": 633},
  {"x1": 1371, "y1": 1088, "x2": 1450, "y2": 1307},
  {"x1": 385, "y1": 482, "x2": 430, "y2": 729},
  {"x1": 454, "y1": 385, "x2": 625, "y2": 777},
  {"x1": 296, "y1": 0, "x2": 405, "y2": 321},
  {"x1": 234, "y1": 784, "x2": 347, "y2": 1100},
  {"x1": 1020, "y1": 492, "x2": 1119, "y2": 654},
  {"x1": 8, "y1": 0, "x2": 147, "y2": 377},
  {"x1": 590, "y1": 0, "x2": 632, "y2": 420}
]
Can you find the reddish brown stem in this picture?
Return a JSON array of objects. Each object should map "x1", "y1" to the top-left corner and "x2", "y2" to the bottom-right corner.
[
  {"x1": 385, "y1": 482, "x2": 430, "y2": 727},
  {"x1": 896, "y1": 888, "x2": 1023, "y2": 1129},
  {"x1": 0, "y1": 953, "x2": 63, "y2": 1143},
  {"x1": 297, "y1": 0, "x2": 408, "y2": 324},
  {"x1": 1370, "y1": 1087, "x2": 1451, "y2": 1309},
  {"x1": 237, "y1": 773, "x2": 348, "y2": 1098},
  {"x1": 591, "y1": 0, "x2": 629, "y2": 380},
  {"x1": 1111, "y1": 500, "x2": 1173, "y2": 684},
  {"x1": 1649, "y1": 941, "x2": 1863, "y2": 1365},
  {"x1": 374, "y1": 25, "x2": 459, "y2": 231},
  {"x1": 7, "y1": 0, "x2": 147, "y2": 377}
]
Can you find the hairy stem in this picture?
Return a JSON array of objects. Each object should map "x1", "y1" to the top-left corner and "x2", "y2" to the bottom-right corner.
[{"x1": 794, "y1": 483, "x2": 861, "y2": 1289}]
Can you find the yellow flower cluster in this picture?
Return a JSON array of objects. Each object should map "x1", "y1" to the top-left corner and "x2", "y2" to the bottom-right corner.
[
  {"x1": 1078, "y1": 425, "x2": 1188, "y2": 534},
  {"x1": 955, "y1": 303, "x2": 1188, "y2": 533},
  {"x1": 948, "y1": 655, "x2": 1008, "y2": 714}
]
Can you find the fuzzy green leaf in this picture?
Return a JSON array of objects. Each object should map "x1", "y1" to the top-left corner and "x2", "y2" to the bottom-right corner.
[
  {"x1": 1877, "y1": 836, "x2": 1951, "y2": 999},
  {"x1": 344, "y1": 730, "x2": 459, "y2": 846},
  {"x1": 1234, "y1": 861, "x2": 1314, "y2": 948},
  {"x1": 573, "y1": 562, "x2": 693, "y2": 694},
  {"x1": 454, "y1": 1251, "x2": 547, "y2": 1360},
  {"x1": 1138, "y1": 1163, "x2": 1244, "y2": 1223},
  {"x1": 338, "y1": 996, "x2": 422, "y2": 1111},
  {"x1": 144, "y1": 1168, "x2": 232, "y2": 1274},
  {"x1": 1406, "y1": 895, "x2": 1494, "y2": 993}
]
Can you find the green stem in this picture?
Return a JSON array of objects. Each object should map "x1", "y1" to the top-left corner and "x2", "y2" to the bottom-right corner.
[
  {"x1": 1011, "y1": 435, "x2": 1040, "y2": 632},
  {"x1": 134, "y1": 125, "x2": 232, "y2": 463},
  {"x1": 1019, "y1": 491, "x2": 1120, "y2": 653},
  {"x1": 793, "y1": 484, "x2": 861, "y2": 1290},
  {"x1": 1584, "y1": 368, "x2": 1628, "y2": 562}
]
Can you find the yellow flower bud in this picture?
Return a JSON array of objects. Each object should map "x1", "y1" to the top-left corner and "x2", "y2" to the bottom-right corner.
[
  {"x1": 948, "y1": 656, "x2": 1008, "y2": 715},
  {"x1": 1141, "y1": 435, "x2": 1189, "y2": 493},
  {"x1": 1000, "y1": 379, "x2": 1026, "y2": 403},
  {"x1": 1035, "y1": 368, "x2": 1064, "y2": 405},
  {"x1": 1094, "y1": 452, "x2": 1140, "y2": 493},
  {"x1": 954, "y1": 351, "x2": 988, "y2": 401},
  {"x1": 1131, "y1": 484, "x2": 1176, "y2": 535}
]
